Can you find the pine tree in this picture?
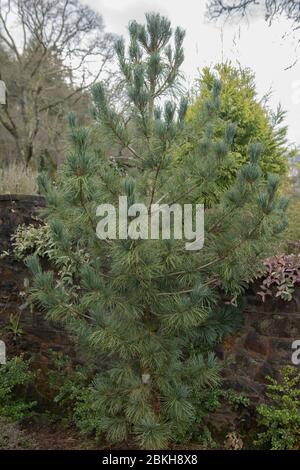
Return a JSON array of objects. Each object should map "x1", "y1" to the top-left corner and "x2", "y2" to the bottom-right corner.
[{"x1": 26, "y1": 13, "x2": 289, "y2": 449}]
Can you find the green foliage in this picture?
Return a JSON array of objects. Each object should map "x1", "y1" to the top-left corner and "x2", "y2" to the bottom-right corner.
[
  {"x1": 255, "y1": 366, "x2": 300, "y2": 450},
  {"x1": 5, "y1": 314, "x2": 24, "y2": 340},
  {"x1": 13, "y1": 224, "x2": 56, "y2": 260},
  {"x1": 282, "y1": 166, "x2": 300, "y2": 245},
  {"x1": 47, "y1": 351, "x2": 92, "y2": 422},
  {"x1": 0, "y1": 356, "x2": 36, "y2": 422},
  {"x1": 174, "y1": 63, "x2": 292, "y2": 204},
  {"x1": 25, "y1": 12, "x2": 288, "y2": 449},
  {"x1": 72, "y1": 356, "x2": 223, "y2": 445},
  {"x1": 197, "y1": 426, "x2": 218, "y2": 449},
  {"x1": 13, "y1": 223, "x2": 90, "y2": 288},
  {"x1": 223, "y1": 390, "x2": 250, "y2": 410},
  {"x1": 285, "y1": 197, "x2": 300, "y2": 244}
]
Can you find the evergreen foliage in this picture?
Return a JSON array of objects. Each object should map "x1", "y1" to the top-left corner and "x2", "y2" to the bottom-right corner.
[
  {"x1": 173, "y1": 63, "x2": 293, "y2": 205},
  {"x1": 0, "y1": 357, "x2": 35, "y2": 422},
  {"x1": 25, "y1": 13, "x2": 288, "y2": 449}
]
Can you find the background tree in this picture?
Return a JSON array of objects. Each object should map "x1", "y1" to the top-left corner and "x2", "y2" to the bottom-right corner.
[
  {"x1": 0, "y1": 0, "x2": 116, "y2": 166},
  {"x1": 283, "y1": 154, "x2": 300, "y2": 245},
  {"x1": 26, "y1": 13, "x2": 289, "y2": 449},
  {"x1": 207, "y1": 0, "x2": 300, "y2": 66}
]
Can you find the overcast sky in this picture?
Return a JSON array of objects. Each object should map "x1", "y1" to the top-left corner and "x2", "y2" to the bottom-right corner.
[{"x1": 85, "y1": 0, "x2": 300, "y2": 147}]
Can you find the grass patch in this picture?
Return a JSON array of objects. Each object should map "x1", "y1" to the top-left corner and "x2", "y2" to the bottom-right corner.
[{"x1": 0, "y1": 162, "x2": 38, "y2": 194}]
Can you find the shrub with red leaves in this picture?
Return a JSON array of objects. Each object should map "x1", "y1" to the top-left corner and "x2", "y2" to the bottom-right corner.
[{"x1": 258, "y1": 254, "x2": 300, "y2": 302}]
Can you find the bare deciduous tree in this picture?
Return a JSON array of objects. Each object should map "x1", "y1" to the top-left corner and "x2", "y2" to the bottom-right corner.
[
  {"x1": 207, "y1": 1, "x2": 300, "y2": 69},
  {"x1": 0, "y1": 0, "x2": 117, "y2": 166},
  {"x1": 207, "y1": 0, "x2": 300, "y2": 25}
]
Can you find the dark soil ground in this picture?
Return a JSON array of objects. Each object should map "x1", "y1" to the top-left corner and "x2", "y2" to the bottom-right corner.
[
  {"x1": 1, "y1": 419, "x2": 211, "y2": 450},
  {"x1": 0, "y1": 419, "x2": 91, "y2": 450},
  {"x1": 1, "y1": 419, "x2": 134, "y2": 450}
]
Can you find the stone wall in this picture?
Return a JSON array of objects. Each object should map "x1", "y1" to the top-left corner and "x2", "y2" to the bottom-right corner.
[
  {"x1": 0, "y1": 195, "x2": 72, "y2": 366},
  {"x1": 220, "y1": 290, "x2": 300, "y2": 402},
  {"x1": 0, "y1": 194, "x2": 299, "y2": 402}
]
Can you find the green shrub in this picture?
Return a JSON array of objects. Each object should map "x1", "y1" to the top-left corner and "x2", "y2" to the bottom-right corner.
[
  {"x1": 255, "y1": 366, "x2": 300, "y2": 450},
  {"x1": 0, "y1": 356, "x2": 36, "y2": 422},
  {"x1": 280, "y1": 170, "x2": 300, "y2": 247},
  {"x1": 285, "y1": 196, "x2": 300, "y2": 245},
  {"x1": 173, "y1": 63, "x2": 293, "y2": 207},
  {"x1": 12, "y1": 223, "x2": 90, "y2": 289},
  {"x1": 223, "y1": 389, "x2": 250, "y2": 410},
  {"x1": 197, "y1": 426, "x2": 218, "y2": 449}
]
